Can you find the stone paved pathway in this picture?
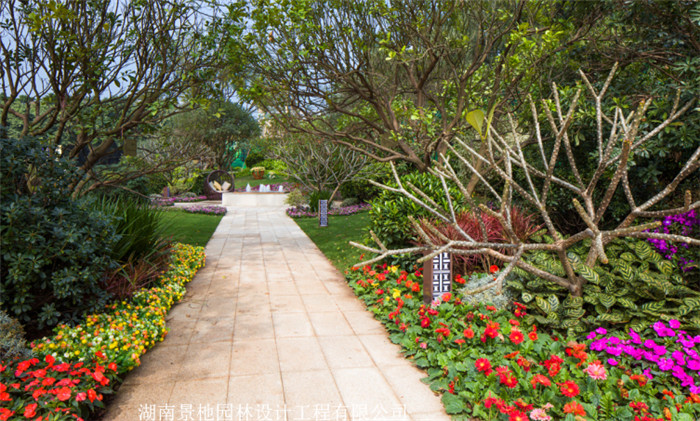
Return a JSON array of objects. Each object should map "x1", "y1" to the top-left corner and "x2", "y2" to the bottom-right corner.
[{"x1": 105, "y1": 200, "x2": 449, "y2": 421}]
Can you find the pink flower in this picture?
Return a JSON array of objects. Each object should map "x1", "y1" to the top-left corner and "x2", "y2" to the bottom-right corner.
[
  {"x1": 583, "y1": 362, "x2": 607, "y2": 380},
  {"x1": 420, "y1": 342, "x2": 427, "y2": 349},
  {"x1": 529, "y1": 408, "x2": 551, "y2": 421}
]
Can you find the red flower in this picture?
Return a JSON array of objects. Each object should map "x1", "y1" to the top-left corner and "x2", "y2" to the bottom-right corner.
[
  {"x1": 630, "y1": 374, "x2": 648, "y2": 387},
  {"x1": 87, "y1": 389, "x2": 98, "y2": 403},
  {"x1": 499, "y1": 373, "x2": 518, "y2": 388},
  {"x1": 484, "y1": 395, "x2": 505, "y2": 410},
  {"x1": 464, "y1": 327, "x2": 474, "y2": 339},
  {"x1": 95, "y1": 350, "x2": 106, "y2": 359},
  {"x1": 0, "y1": 392, "x2": 9, "y2": 402},
  {"x1": 420, "y1": 317, "x2": 430, "y2": 328},
  {"x1": 528, "y1": 331, "x2": 538, "y2": 341},
  {"x1": 76, "y1": 392, "x2": 87, "y2": 402},
  {"x1": 509, "y1": 330, "x2": 524, "y2": 345},
  {"x1": 56, "y1": 386, "x2": 71, "y2": 401},
  {"x1": 508, "y1": 410, "x2": 527, "y2": 421},
  {"x1": 454, "y1": 338, "x2": 465, "y2": 345},
  {"x1": 530, "y1": 374, "x2": 551, "y2": 389},
  {"x1": 442, "y1": 292, "x2": 451, "y2": 302},
  {"x1": 44, "y1": 355, "x2": 55, "y2": 365},
  {"x1": 23, "y1": 403, "x2": 37, "y2": 418},
  {"x1": 558, "y1": 380, "x2": 580, "y2": 398},
  {"x1": 486, "y1": 305, "x2": 497, "y2": 311},
  {"x1": 41, "y1": 377, "x2": 55, "y2": 387},
  {"x1": 489, "y1": 265, "x2": 499, "y2": 274},
  {"x1": 0, "y1": 408, "x2": 15, "y2": 421},
  {"x1": 475, "y1": 358, "x2": 493, "y2": 376},
  {"x1": 454, "y1": 274, "x2": 466, "y2": 284},
  {"x1": 563, "y1": 401, "x2": 586, "y2": 416}
]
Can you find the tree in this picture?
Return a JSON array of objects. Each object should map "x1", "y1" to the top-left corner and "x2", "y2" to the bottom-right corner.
[
  {"x1": 169, "y1": 101, "x2": 261, "y2": 170},
  {"x1": 352, "y1": 67, "x2": 699, "y2": 297},
  {"x1": 267, "y1": 129, "x2": 370, "y2": 202},
  {"x1": 237, "y1": 0, "x2": 601, "y2": 173},
  {"x1": 0, "y1": 0, "x2": 245, "y2": 195}
]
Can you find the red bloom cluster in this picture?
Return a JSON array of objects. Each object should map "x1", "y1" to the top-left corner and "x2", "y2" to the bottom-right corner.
[
  {"x1": 512, "y1": 302, "x2": 527, "y2": 318},
  {"x1": 558, "y1": 380, "x2": 580, "y2": 398},
  {"x1": 0, "y1": 354, "x2": 117, "y2": 421},
  {"x1": 565, "y1": 341, "x2": 588, "y2": 367},
  {"x1": 541, "y1": 354, "x2": 563, "y2": 377},
  {"x1": 475, "y1": 358, "x2": 493, "y2": 376},
  {"x1": 483, "y1": 394, "x2": 532, "y2": 420}
]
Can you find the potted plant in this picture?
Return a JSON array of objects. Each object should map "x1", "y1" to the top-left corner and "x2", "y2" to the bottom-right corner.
[{"x1": 251, "y1": 166, "x2": 265, "y2": 180}]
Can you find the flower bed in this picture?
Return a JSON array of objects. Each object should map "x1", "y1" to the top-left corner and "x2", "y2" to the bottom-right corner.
[
  {"x1": 182, "y1": 205, "x2": 227, "y2": 215},
  {"x1": 287, "y1": 203, "x2": 371, "y2": 218},
  {"x1": 345, "y1": 264, "x2": 700, "y2": 420},
  {"x1": 646, "y1": 209, "x2": 699, "y2": 272},
  {"x1": 0, "y1": 244, "x2": 205, "y2": 421}
]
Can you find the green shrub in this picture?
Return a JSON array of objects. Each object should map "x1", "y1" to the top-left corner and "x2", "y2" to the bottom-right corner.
[
  {"x1": 0, "y1": 309, "x2": 34, "y2": 362},
  {"x1": 244, "y1": 147, "x2": 266, "y2": 167},
  {"x1": 340, "y1": 197, "x2": 359, "y2": 207},
  {"x1": 0, "y1": 137, "x2": 119, "y2": 330},
  {"x1": 367, "y1": 171, "x2": 466, "y2": 250},
  {"x1": 257, "y1": 159, "x2": 287, "y2": 175},
  {"x1": 285, "y1": 189, "x2": 307, "y2": 207},
  {"x1": 308, "y1": 190, "x2": 332, "y2": 212},
  {"x1": 508, "y1": 238, "x2": 700, "y2": 336}
]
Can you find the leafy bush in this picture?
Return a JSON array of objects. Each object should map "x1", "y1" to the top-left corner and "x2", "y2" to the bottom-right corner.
[
  {"x1": 285, "y1": 189, "x2": 307, "y2": 207},
  {"x1": 508, "y1": 239, "x2": 700, "y2": 335},
  {"x1": 416, "y1": 206, "x2": 542, "y2": 274},
  {"x1": 0, "y1": 309, "x2": 33, "y2": 362},
  {"x1": 341, "y1": 197, "x2": 360, "y2": 207},
  {"x1": 308, "y1": 190, "x2": 332, "y2": 212},
  {"x1": 368, "y1": 171, "x2": 466, "y2": 250},
  {"x1": 0, "y1": 137, "x2": 119, "y2": 330},
  {"x1": 244, "y1": 146, "x2": 266, "y2": 167},
  {"x1": 257, "y1": 159, "x2": 287, "y2": 175}
]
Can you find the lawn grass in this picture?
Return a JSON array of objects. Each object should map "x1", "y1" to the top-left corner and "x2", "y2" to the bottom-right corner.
[
  {"x1": 293, "y1": 212, "x2": 371, "y2": 271},
  {"x1": 234, "y1": 174, "x2": 289, "y2": 189},
  {"x1": 159, "y1": 210, "x2": 223, "y2": 248}
]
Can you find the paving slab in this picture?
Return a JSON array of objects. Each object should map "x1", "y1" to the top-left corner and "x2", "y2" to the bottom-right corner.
[{"x1": 104, "y1": 202, "x2": 449, "y2": 421}]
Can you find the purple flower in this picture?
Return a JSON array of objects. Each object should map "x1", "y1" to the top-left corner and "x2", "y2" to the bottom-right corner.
[
  {"x1": 591, "y1": 339, "x2": 607, "y2": 352},
  {"x1": 607, "y1": 358, "x2": 618, "y2": 366},
  {"x1": 669, "y1": 319, "x2": 681, "y2": 329},
  {"x1": 605, "y1": 346, "x2": 623, "y2": 356},
  {"x1": 672, "y1": 350, "x2": 686, "y2": 366},
  {"x1": 687, "y1": 359, "x2": 700, "y2": 371},
  {"x1": 644, "y1": 339, "x2": 658, "y2": 349},
  {"x1": 586, "y1": 331, "x2": 598, "y2": 340},
  {"x1": 629, "y1": 328, "x2": 642, "y2": 344},
  {"x1": 658, "y1": 358, "x2": 675, "y2": 371},
  {"x1": 653, "y1": 345, "x2": 668, "y2": 356},
  {"x1": 596, "y1": 327, "x2": 608, "y2": 335},
  {"x1": 643, "y1": 369, "x2": 654, "y2": 380}
]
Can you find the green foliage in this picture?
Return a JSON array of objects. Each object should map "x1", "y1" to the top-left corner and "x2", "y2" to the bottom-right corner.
[
  {"x1": 285, "y1": 189, "x2": 307, "y2": 208},
  {"x1": 368, "y1": 171, "x2": 466, "y2": 249},
  {"x1": 308, "y1": 190, "x2": 332, "y2": 213},
  {"x1": 340, "y1": 197, "x2": 360, "y2": 207},
  {"x1": 92, "y1": 197, "x2": 169, "y2": 263},
  {"x1": 508, "y1": 239, "x2": 700, "y2": 335},
  {"x1": 0, "y1": 309, "x2": 34, "y2": 362},
  {"x1": 256, "y1": 159, "x2": 287, "y2": 175},
  {"x1": 244, "y1": 144, "x2": 267, "y2": 168},
  {"x1": 0, "y1": 137, "x2": 119, "y2": 329}
]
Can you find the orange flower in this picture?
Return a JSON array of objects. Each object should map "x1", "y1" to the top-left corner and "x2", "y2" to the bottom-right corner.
[
  {"x1": 464, "y1": 327, "x2": 474, "y2": 339},
  {"x1": 563, "y1": 401, "x2": 586, "y2": 416},
  {"x1": 528, "y1": 331, "x2": 538, "y2": 341}
]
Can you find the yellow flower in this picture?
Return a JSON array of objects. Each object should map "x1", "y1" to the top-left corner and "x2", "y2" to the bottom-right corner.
[{"x1": 392, "y1": 289, "x2": 401, "y2": 299}]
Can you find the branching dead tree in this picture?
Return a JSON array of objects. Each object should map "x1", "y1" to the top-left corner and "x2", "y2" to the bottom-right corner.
[{"x1": 351, "y1": 65, "x2": 699, "y2": 297}]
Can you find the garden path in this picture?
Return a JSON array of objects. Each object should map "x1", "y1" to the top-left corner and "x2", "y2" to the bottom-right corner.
[{"x1": 104, "y1": 201, "x2": 449, "y2": 421}]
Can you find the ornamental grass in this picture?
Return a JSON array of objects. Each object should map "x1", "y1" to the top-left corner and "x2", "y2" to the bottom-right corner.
[{"x1": 0, "y1": 244, "x2": 205, "y2": 421}]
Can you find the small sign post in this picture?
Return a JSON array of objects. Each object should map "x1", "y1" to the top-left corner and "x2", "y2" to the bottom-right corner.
[
  {"x1": 422, "y1": 252, "x2": 452, "y2": 304},
  {"x1": 319, "y1": 199, "x2": 328, "y2": 227}
]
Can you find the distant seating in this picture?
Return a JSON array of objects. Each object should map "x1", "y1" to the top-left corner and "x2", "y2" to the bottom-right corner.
[{"x1": 204, "y1": 170, "x2": 235, "y2": 200}]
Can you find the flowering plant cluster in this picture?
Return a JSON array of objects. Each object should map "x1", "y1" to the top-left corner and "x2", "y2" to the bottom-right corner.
[
  {"x1": 588, "y1": 321, "x2": 700, "y2": 395},
  {"x1": 0, "y1": 244, "x2": 206, "y2": 420},
  {"x1": 286, "y1": 203, "x2": 371, "y2": 218},
  {"x1": 646, "y1": 209, "x2": 699, "y2": 272},
  {"x1": 0, "y1": 355, "x2": 119, "y2": 421},
  {"x1": 182, "y1": 205, "x2": 227, "y2": 215},
  {"x1": 345, "y1": 263, "x2": 700, "y2": 420}
]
